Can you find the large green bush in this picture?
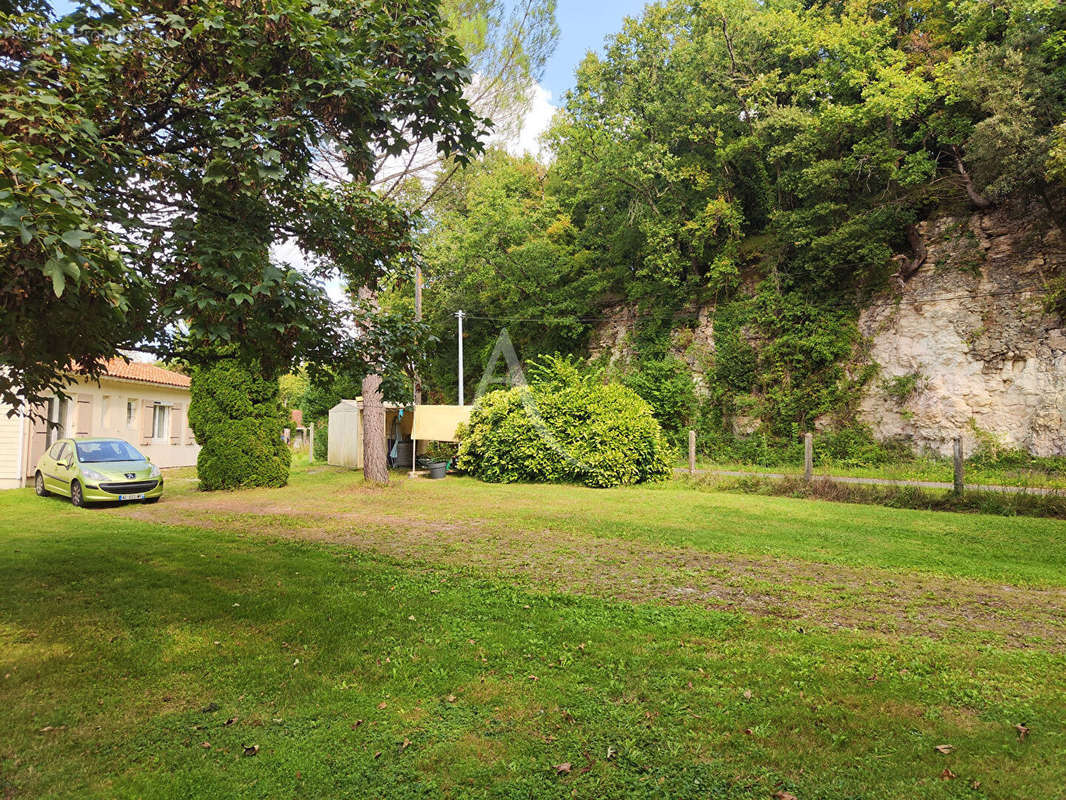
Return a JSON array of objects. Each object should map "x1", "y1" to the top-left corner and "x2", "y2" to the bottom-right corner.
[
  {"x1": 188, "y1": 359, "x2": 291, "y2": 490},
  {"x1": 456, "y1": 356, "x2": 673, "y2": 488}
]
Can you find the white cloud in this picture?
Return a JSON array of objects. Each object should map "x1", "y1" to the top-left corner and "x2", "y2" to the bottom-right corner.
[{"x1": 506, "y1": 83, "x2": 557, "y2": 159}]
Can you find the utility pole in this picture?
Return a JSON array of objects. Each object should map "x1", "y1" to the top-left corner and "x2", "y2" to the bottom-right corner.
[
  {"x1": 456, "y1": 310, "x2": 465, "y2": 405},
  {"x1": 413, "y1": 261, "x2": 422, "y2": 405}
]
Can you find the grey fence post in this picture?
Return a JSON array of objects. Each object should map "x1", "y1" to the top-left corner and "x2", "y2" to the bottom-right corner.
[
  {"x1": 804, "y1": 432, "x2": 813, "y2": 482},
  {"x1": 953, "y1": 436, "x2": 964, "y2": 495},
  {"x1": 688, "y1": 430, "x2": 696, "y2": 476},
  {"x1": 308, "y1": 422, "x2": 314, "y2": 465}
]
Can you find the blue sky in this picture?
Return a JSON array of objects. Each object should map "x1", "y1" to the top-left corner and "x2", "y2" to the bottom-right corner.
[{"x1": 540, "y1": 1, "x2": 650, "y2": 101}]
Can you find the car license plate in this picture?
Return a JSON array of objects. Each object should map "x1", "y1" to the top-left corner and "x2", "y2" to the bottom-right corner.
[{"x1": 119, "y1": 493, "x2": 145, "y2": 501}]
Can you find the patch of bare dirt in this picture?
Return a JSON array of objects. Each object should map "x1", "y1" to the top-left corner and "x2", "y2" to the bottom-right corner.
[{"x1": 124, "y1": 492, "x2": 1066, "y2": 651}]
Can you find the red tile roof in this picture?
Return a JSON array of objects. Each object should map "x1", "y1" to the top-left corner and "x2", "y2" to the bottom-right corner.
[{"x1": 100, "y1": 358, "x2": 191, "y2": 389}]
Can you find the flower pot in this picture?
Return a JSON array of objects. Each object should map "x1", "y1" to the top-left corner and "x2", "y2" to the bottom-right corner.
[{"x1": 427, "y1": 461, "x2": 447, "y2": 479}]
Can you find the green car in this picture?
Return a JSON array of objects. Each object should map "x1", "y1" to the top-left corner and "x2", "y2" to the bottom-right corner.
[{"x1": 34, "y1": 437, "x2": 164, "y2": 507}]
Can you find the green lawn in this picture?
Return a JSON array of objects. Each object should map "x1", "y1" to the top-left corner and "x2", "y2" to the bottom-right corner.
[
  {"x1": 2, "y1": 465, "x2": 1065, "y2": 798},
  {"x1": 690, "y1": 458, "x2": 1066, "y2": 491}
]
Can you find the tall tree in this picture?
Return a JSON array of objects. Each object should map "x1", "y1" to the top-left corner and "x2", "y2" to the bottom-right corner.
[
  {"x1": 370, "y1": 0, "x2": 559, "y2": 202},
  {"x1": 416, "y1": 149, "x2": 600, "y2": 400},
  {"x1": 0, "y1": 0, "x2": 485, "y2": 410}
]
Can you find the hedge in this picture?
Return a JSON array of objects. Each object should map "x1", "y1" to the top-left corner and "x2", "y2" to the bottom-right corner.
[{"x1": 188, "y1": 358, "x2": 291, "y2": 490}]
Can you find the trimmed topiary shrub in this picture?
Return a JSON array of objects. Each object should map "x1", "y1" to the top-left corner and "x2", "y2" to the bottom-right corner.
[
  {"x1": 312, "y1": 419, "x2": 328, "y2": 462},
  {"x1": 456, "y1": 356, "x2": 673, "y2": 488},
  {"x1": 188, "y1": 358, "x2": 291, "y2": 490}
]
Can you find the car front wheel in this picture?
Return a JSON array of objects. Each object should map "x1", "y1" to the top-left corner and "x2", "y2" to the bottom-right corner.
[
  {"x1": 70, "y1": 479, "x2": 84, "y2": 508},
  {"x1": 34, "y1": 472, "x2": 49, "y2": 497}
]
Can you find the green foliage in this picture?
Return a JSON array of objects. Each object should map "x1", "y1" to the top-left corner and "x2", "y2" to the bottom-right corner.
[
  {"x1": 620, "y1": 354, "x2": 698, "y2": 446},
  {"x1": 882, "y1": 372, "x2": 923, "y2": 405},
  {"x1": 188, "y1": 359, "x2": 291, "y2": 491},
  {"x1": 413, "y1": 0, "x2": 1066, "y2": 449},
  {"x1": 701, "y1": 472, "x2": 1066, "y2": 521},
  {"x1": 967, "y1": 423, "x2": 1066, "y2": 476},
  {"x1": 424, "y1": 441, "x2": 458, "y2": 462},
  {"x1": 696, "y1": 425, "x2": 913, "y2": 469},
  {"x1": 457, "y1": 355, "x2": 673, "y2": 487},
  {"x1": 702, "y1": 290, "x2": 860, "y2": 436},
  {"x1": 417, "y1": 150, "x2": 602, "y2": 401},
  {"x1": 1, "y1": 0, "x2": 484, "y2": 408},
  {"x1": 313, "y1": 423, "x2": 329, "y2": 462},
  {"x1": 279, "y1": 371, "x2": 311, "y2": 412},
  {"x1": 814, "y1": 427, "x2": 914, "y2": 468}
]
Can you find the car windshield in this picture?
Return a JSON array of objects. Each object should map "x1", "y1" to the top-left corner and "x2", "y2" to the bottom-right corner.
[{"x1": 75, "y1": 440, "x2": 146, "y2": 463}]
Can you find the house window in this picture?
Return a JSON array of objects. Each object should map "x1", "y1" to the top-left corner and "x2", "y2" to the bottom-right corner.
[
  {"x1": 126, "y1": 399, "x2": 136, "y2": 428},
  {"x1": 152, "y1": 403, "x2": 170, "y2": 440}
]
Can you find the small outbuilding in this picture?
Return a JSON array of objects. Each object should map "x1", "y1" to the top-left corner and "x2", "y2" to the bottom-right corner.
[
  {"x1": 327, "y1": 399, "x2": 471, "y2": 471},
  {"x1": 327, "y1": 399, "x2": 415, "y2": 469}
]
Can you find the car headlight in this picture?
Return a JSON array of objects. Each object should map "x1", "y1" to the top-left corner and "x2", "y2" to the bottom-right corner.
[
  {"x1": 149, "y1": 464, "x2": 161, "y2": 477},
  {"x1": 82, "y1": 468, "x2": 106, "y2": 483}
]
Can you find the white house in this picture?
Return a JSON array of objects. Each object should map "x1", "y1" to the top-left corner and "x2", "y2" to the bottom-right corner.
[{"x1": 0, "y1": 358, "x2": 199, "y2": 489}]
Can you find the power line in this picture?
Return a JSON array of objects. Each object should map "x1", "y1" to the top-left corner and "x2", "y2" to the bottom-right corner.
[{"x1": 455, "y1": 284, "x2": 1050, "y2": 327}]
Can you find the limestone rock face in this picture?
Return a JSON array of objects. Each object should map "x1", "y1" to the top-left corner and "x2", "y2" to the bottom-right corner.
[
  {"x1": 585, "y1": 204, "x2": 1066, "y2": 457},
  {"x1": 858, "y1": 204, "x2": 1066, "y2": 456}
]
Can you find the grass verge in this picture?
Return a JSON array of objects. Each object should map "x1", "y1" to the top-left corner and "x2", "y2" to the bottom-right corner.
[
  {"x1": 2, "y1": 468, "x2": 1065, "y2": 798},
  {"x1": 688, "y1": 459, "x2": 1066, "y2": 491},
  {"x1": 688, "y1": 473, "x2": 1066, "y2": 520}
]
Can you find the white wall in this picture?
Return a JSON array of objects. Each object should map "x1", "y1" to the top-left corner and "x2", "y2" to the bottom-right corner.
[
  {"x1": 327, "y1": 401, "x2": 363, "y2": 469},
  {"x1": 75, "y1": 378, "x2": 199, "y2": 469},
  {"x1": 0, "y1": 409, "x2": 23, "y2": 490},
  {"x1": 0, "y1": 376, "x2": 201, "y2": 488}
]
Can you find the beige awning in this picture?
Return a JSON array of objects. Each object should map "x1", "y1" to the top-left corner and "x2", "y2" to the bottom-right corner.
[{"x1": 412, "y1": 405, "x2": 472, "y2": 443}]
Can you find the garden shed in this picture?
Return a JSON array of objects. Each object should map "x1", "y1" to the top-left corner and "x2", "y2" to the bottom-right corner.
[
  {"x1": 327, "y1": 398, "x2": 415, "y2": 470},
  {"x1": 327, "y1": 400, "x2": 471, "y2": 470}
]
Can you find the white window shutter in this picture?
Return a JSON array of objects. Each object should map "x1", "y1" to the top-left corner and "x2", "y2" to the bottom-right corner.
[
  {"x1": 170, "y1": 403, "x2": 182, "y2": 445},
  {"x1": 76, "y1": 395, "x2": 93, "y2": 436}
]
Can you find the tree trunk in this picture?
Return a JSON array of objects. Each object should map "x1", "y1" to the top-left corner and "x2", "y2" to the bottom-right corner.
[
  {"x1": 952, "y1": 147, "x2": 993, "y2": 209},
  {"x1": 361, "y1": 372, "x2": 389, "y2": 485},
  {"x1": 894, "y1": 223, "x2": 928, "y2": 286}
]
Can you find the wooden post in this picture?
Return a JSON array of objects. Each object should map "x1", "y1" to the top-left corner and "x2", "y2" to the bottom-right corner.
[
  {"x1": 688, "y1": 429, "x2": 696, "y2": 475},
  {"x1": 308, "y1": 422, "x2": 314, "y2": 464},
  {"x1": 804, "y1": 432, "x2": 813, "y2": 482},
  {"x1": 953, "y1": 436, "x2": 964, "y2": 495}
]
